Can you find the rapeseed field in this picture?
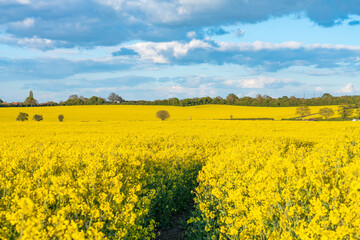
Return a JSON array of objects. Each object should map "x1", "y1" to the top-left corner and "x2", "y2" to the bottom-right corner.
[
  {"x1": 1, "y1": 105, "x2": 360, "y2": 239},
  {"x1": 0, "y1": 104, "x2": 341, "y2": 122}
]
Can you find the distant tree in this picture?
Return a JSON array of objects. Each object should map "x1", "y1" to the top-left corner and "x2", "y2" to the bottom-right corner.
[
  {"x1": 108, "y1": 93, "x2": 124, "y2": 104},
  {"x1": 24, "y1": 90, "x2": 38, "y2": 106},
  {"x1": 226, "y1": 93, "x2": 239, "y2": 104},
  {"x1": 338, "y1": 105, "x2": 354, "y2": 119},
  {"x1": 200, "y1": 96, "x2": 212, "y2": 105},
  {"x1": 212, "y1": 96, "x2": 224, "y2": 104},
  {"x1": 33, "y1": 114, "x2": 43, "y2": 121},
  {"x1": 69, "y1": 94, "x2": 79, "y2": 100},
  {"x1": 0, "y1": 98, "x2": 3, "y2": 104},
  {"x1": 296, "y1": 105, "x2": 311, "y2": 119},
  {"x1": 89, "y1": 96, "x2": 106, "y2": 105},
  {"x1": 156, "y1": 110, "x2": 170, "y2": 121},
  {"x1": 58, "y1": 114, "x2": 64, "y2": 122},
  {"x1": 16, "y1": 112, "x2": 29, "y2": 121},
  {"x1": 319, "y1": 107, "x2": 334, "y2": 119},
  {"x1": 322, "y1": 93, "x2": 333, "y2": 98},
  {"x1": 168, "y1": 97, "x2": 180, "y2": 106}
]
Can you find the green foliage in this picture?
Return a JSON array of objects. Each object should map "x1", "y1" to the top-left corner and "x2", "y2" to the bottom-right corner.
[
  {"x1": 33, "y1": 114, "x2": 43, "y2": 121},
  {"x1": 321, "y1": 93, "x2": 333, "y2": 98},
  {"x1": 16, "y1": 112, "x2": 29, "y2": 121},
  {"x1": 108, "y1": 93, "x2": 124, "y2": 104},
  {"x1": 296, "y1": 105, "x2": 311, "y2": 119},
  {"x1": 63, "y1": 95, "x2": 106, "y2": 105},
  {"x1": 226, "y1": 93, "x2": 239, "y2": 104},
  {"x1": 23, "y1": 90, "x2": 38, "y2": 106},
  {"x1": 156, "y1": 110, "x2": 170, "y2": 121},
  {"x1": 319, "y1": 107, "x2": 334, "y2": 119},
  {"x1": 338, "y1": 105, "x2": 354, "y2": 119},
  {"x1": 58, "y1": 114, "x2": 64, "y2": 122},
  {"x1": 0, "y1": 98, "x2": 3, "y2": 104}
]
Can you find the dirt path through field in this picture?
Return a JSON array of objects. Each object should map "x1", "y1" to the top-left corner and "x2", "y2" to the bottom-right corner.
[{"x1": 157, "y1": 207, "x2": 192, "y2": 240}]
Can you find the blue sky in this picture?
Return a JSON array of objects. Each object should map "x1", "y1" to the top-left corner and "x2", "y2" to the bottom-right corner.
[{"x1": 1, "y1": 0, "x2": 360, "y2": 102}]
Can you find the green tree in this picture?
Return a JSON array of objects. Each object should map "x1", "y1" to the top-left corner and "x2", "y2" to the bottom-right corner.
[
  {"x1": 319, "y1": 107, "x2": 334, "y2": 119},
  {"x1": 89, "y1": 96, "x2": 106, "y2": 105},
  {"x1": 321, "y1": 93, "x2": 333, "y2": 98},
  {"x1": 16, "y1": 112, "x2": 29, "y2": 121},
  {"x1": 156, "y1": 110, "x2": 170, "y2": 121},
  {"x1": 168, "y1": 97, "x2": 180, "y2": 106},
  {"x1": 226, "y1": 93, "x2": 239, "y2": 105},
  {"x1": 24, "y1": 90, "x2": 38, "y2": 106},
  {"x1": 338, "y1": 105, "x2": 353, "y2": 119},
  {"x1": 296, "y1": 105, "x2": 311, "y2": 119},
  {"x1": 33, "y1": 114, "x2": 43, "y2": 121},
  {"x1": 108, "y1": 93, "x2": 124, "y2": 104},
  {"x1": 58, "y1": 114, "x2": 64, "y2": 122},
  {"x1": 0, "y1": 98, "x2": 3, "y2": 104}
]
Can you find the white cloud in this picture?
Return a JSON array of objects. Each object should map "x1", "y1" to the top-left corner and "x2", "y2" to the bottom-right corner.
[
  {"x1": 23, "y1": 18, "x2": 35, "y2": 27},
  {"x1": 122, "y1": 39, "x2": 360, "y2": 65},
  {"x1": 223, "y1": 76, "x2": 294, "y2": 89},
  {"x1": 11, "y1": 17, "x2": 35, "y2": 28},
  {"x1": 1, "y1": 0, "x2": 360, "y2": 49},
  {"x1": 337, "y1": 83, "x2": 354, "y2": 93},
  {"x1": 186, "y1": 31, "x2": 196, "y2": 39},
  {"x1": 0, "y1": 35, "x2": 71, "y2": 50},
  {"x1": 315, "y1": 86, "x2": 324, "y2": 91},
  {"x1": 17, "y1": 0, "x2": 31, "y2": 3},
  {"x1": 0, "y1": 0, "x2": 31, "y2": 4},
  {"x1": 95, "y1": 0, "x2": 125, "y2": 11},
  {"x1": 218, "y1": 41, "x2": 360, "y2": 51},
  {"x1": 124, "y1": 39, "x2": 212, "y2": 63}
]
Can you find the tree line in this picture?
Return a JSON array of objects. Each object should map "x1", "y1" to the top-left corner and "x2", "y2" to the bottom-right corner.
[
  {"x1": 295, "y1": 104, "x2": 360, "y2": 120},
  {"x1": 1, "y1": 91, "x2": 360, "y2": 107}
]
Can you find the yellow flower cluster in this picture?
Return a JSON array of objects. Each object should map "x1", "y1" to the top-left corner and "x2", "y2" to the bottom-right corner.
[
  {"x1": 1, "y1": 114, "x2": 360, "y2": 239},
  {"x1": 0, "y1": 120, "x2": 238, "y2": 239},
  {"x1": 192, "y1": 124, "x2": 360, "y2": 239}
]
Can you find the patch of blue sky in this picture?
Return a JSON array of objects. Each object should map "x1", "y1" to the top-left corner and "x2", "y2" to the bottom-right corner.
[{"x1": 211, "y1": 15, "x2": 360, "y2": 45}]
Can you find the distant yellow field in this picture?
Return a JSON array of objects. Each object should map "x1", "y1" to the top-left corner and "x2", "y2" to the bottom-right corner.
[{"x1": 0, "y1": 104, "x2": 342, "y2": 122}]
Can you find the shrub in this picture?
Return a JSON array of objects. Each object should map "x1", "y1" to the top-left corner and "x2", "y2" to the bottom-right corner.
[
  {"x1": 319, "y1": 107, "x2": 334, "y2": 119},
  {"x1": 295, "y1": 105, "x2": 311, "y2": 119},
  {"x1": 16, "y1": 112, "x2": 29, "y2": 121},
  {"x1": 58, "y1": 114, "x2": 64, "y2": 122},
  {"x1": 156, "y1": 110, "x2": 170, "y2": 121},
  {"x1": 33, "y1": 114, "x2": 43, "y2": 121},
  {"x1": 338, "y1": 105, "x2": 354, "y2": 119}
]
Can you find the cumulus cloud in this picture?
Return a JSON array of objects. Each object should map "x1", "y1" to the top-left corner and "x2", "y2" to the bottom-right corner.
[
  {"x1": 114, "y1": 39, "x2": 360, "y2": 71},
  {"x1": 0, "y1": 35, "x2": 74, "y2": 50},
  {"x1": 115, "y1": 39, "x2": 213, "y2": 63},
  {"x1": 186, "y1": 31, "x2": 197, "y2": 39},
  {"x1": 1, "y1": 0, "x2": 360, "y2": 48},
  {"x1": 10, "y1": 17, "x2": 35, "y2": 28},
  {"x1": 223, "y1": 76, "x2": 297, "y2": 89},
  {"x1": 336, "y1": 83, "x2": 354, "y2": 93}
]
